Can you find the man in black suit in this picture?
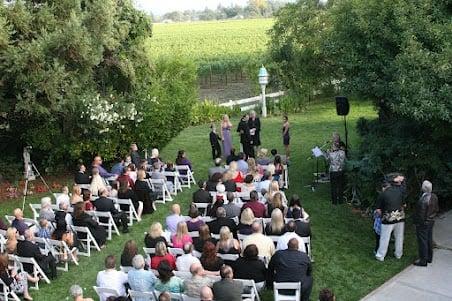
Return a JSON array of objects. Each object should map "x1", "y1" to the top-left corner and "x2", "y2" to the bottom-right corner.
[
  {"x1": 207, "y1": 207, "x2": 237, "y2": 237},
  {"x1": 74, "y1": 164, "x2": 91, "y2": 184},
  {"x1": 192, "y1": 180, "x2": 212, "y2": 204},
  {"x1": 93, "y1": 189, "x2": 129, "y2": 233},
  {"x1": 237, "y1": 114, "x2": 254, "y2": 158},
  {"x1": 16, "y1": 229, "x2": 57, "y2": 279},
  {"x1": 268, "y1": 238, "x2": 313, "y2": 301},
  {"x1": 292, "y1": 208, "x2": 311, "y2": 238}
]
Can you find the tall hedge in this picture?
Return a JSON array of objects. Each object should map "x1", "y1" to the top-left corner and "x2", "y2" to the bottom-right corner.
[{"x1": 0, "y1": 0, "x2": 197, "y2": 174}]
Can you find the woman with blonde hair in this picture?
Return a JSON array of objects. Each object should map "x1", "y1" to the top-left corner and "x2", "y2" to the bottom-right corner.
[
  {"x1": 216, "y1": 226, "x2": 240, "y2": 254},
  {"x1": 150, "y1": 241, "x2": 176, "y2": 270},
  {"x1": 247, "y1": 157, "x2": 260, "y2": 181},
  {"x1": 5, "y1": 227, "x2": 18, "y2": 254},
  {"x1": 70, "y1": 185, "x2": 83, "y2": 205},
  {"x1": 266, "y1": 180, "x2": 287, "y2": 205},
  {"x1": 267, "y1": 193, "x2": 286, "y2": 217},
  {"x1": 171, "y1": 221, "x2": 193, "y2": 249},
  {"x1": 265, "y1": 208, "x2": 286, "y2": 236},
  {"x1": 237, "y1": 208, "x2": 255, "y2": 235},
  {"x1": 144, "y1": 222, "x2": 168, "y2": 248},
  {"x1": 89, "y1": 167, "x2": 106, "y2": 196},
  {"x1": 221, "y1": 114, "x2": 233, "y2": 158}
]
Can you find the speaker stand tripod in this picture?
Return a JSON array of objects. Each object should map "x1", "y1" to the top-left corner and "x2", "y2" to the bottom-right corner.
[{"x1": 22, "y1": 162, "x2": 52, "y2": 211}]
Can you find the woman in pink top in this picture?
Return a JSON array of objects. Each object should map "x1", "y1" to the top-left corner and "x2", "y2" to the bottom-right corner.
[{"x1": 171, "y1": 221, "x2": 193, "y2": 248}]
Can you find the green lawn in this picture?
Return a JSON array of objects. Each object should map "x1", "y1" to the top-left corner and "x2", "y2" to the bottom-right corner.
[{"x1": 0, "y1": 99, "x2": 417, "y2": 300}]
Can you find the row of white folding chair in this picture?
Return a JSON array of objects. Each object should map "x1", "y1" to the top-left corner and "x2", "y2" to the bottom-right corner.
[
  {"x1": 85, "y1": 210, "x2": 120, "y2": 240},
  {"x1": 0, "y1": 277, "x2": 21, "y2": 301},
  {"x1": 34, "y1": 236, "x2": 79, "y2": 272},
  {"x1": 146, "y1": 179, "x2": 173, "y2": 204},
  {"x1": 8, "y1": 254, "x2": 51, "y2": 290},
  {"x1": 70, "y1": 225, "x2": 101, "y2": 257}
]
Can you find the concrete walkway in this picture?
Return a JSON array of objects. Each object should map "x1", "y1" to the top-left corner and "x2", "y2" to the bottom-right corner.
[{"x1": 361, "y1": 211, "x2": 452, "y2": 301}]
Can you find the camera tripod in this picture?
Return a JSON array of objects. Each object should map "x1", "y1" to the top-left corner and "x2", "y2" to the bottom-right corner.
[{"x1": 22, "y1": 161, "x2": 52, "y2": 211}]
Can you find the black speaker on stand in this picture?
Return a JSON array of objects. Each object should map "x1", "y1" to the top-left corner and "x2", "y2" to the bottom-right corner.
[{"x1": 335, "y1": 96, "x2": 350, "y2": 157}]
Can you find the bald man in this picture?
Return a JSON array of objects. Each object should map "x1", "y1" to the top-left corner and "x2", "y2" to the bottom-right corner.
[
  {"x1": 212, "y1": 265, "x2": 242, "y2": 301},
  {"x1": 165, "y1": 204, "x2": 184, "y2": 234},
  {"x1": 200, "y1": 286, "x2": 214, "y2": 301},
  {"x1": 184, "y1": 263, "x2": 213, "y2": 298}
]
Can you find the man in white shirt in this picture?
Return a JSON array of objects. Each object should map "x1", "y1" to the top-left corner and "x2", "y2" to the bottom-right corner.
[
  {"x1": 242, "y1": 221, "x2": 275, "y2": 258},
  {"x1": 276, "y1": 221, "x2": 306, "y2": 253},
  {"x1": 165, "y1": 204, "x2": 185, "y2": 234},
  {"x1": 96, "y1": 255, "x2": 128, "y2": 300},
  {"x1": 176, "y1": 243, "x2": 201, "y2": 272}
]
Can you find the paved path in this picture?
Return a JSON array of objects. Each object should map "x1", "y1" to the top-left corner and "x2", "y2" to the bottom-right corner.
[{"x1": 361, "y1": 211, "x2": 452, "y2": 301}]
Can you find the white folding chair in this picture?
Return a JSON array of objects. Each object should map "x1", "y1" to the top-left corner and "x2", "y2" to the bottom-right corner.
[
  {"x1": 187, "y1": 231, "x2": 199, "y2": 238},
  {"x1": 29, "y1": 204, "x2": 41, "y2": 221},
  {"x1": 47, "y1": 238, "x2": 79, "y2": 271},
  {"x1": 4, "y1": 215, "x2": 14, "y2": 225},
  {"x1": 173, "y1": 271, "x2": 192, "y2": 280},
  {"x1": 192, "y1": 250, "x2": 202, "y2": 258},
  {"x1": 129, "y1": 290, "x2": 157, "y2": 301},
  {"x1": 93, "y1": 286, "x2": 120, "y2": 301},
  {"x1": 143, "y1": 247, "x2": 156, "y2": 262},
  {"x1": 168, "y1": 247, "x2": 184, "y2": 257},
  {"x1": 175, "y1": 165, "x2": 196, "y2": 188},
  {"x1": 113, "y1": 198, "x2": 139, "y2": 226},
  {"x1": 193, "y1": 203, "x2": 209, "y2": 216},
  {"x1": 10, "y1": 255, "x2": 51, "y2": 290},
  {"x1": 163, "y1": 171, "x2": 182, "y2": 195},
  {"x1": 86, "y1": 211, "x2": 120, "y2": 240},
  {"x1": 211, "y1": 233, "x2": 220, "y2": 240},
  {"x1": 120, "y1": 266, "x2": 133, "y2": 273},
  {"x1": 273, "y1": 282, "x2": 301, "y2": 301},
  {"x1": 0, "y1": 277, "x2": 21, "y2": 301},
  {"x1": 283, "y1": 165, "x2": 289, "y2": 189},
  {"x1": 236, "y1": 279, "x2": 258, "y2": 301},
  {"x1": 302, "y1": 236, "x2": 312, "y2": 259},
  {"x1": 218, "y1": 253, "x2": 239, "y2": 262},
  {"x1": 149, "y1": 179, "x2": 173, "y2": 203},
  {"x1": 70, "y1": 225, "x2": 100, "y2": 257}
]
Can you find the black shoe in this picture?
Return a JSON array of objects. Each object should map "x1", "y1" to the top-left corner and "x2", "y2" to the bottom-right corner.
[
  {"x1": 427, "y1": 259, "x2": 432, "y2": 263},
  {"x1": 413, "y1": 259, "x2": 427, "y2": 266},
  {"x1": 122, "y1": 228, "x2": 129, "y2": 233}
]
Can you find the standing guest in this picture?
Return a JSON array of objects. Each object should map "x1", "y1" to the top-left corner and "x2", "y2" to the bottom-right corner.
[
  {"x1": 75, "y1": 164, "x2": 91, "y2": 185},
  {"x1": 372, "y1": 182, "x2": 390, "y2": 254},
  {"x1": 0, "y1": 252, "x2": 38, "y2": 301},
  {"x1": 226, "y1": 148, "x2": 239, "y2": 165},
  {"x1": 176, "y1": 150, "x2": 193, "y2": 172},
  {"x1": 292, "y1": 208, "x2": 311, "y2": 238},
  {"x1": 96, "y1": 255, "x2": 128, "y2": 299},
  {"x1": 237, "y1": 113, "x2": 253, "y2": 158},
  {"x1": 93, "y1": 189, "x2": 129, "y2": 233},
  {"x1": 144, "y1": 222, "x2": 168, "y2": 248},
  {"x1": 171, "y1": 222, "x2": 193, "y2": 249},
  {"x1": 206, "y1": 207, "x2": 237, "y2": 236},
  {"x1": 276, "y1": 221, "x2": 306, "y2": 253},
  {"x1": 236, "y1": 152, "x2": 249, "y2": 174},
  {"x1": 319, "y1": 288, "x2": 336, "y2": 301},
  {"x1": 11, "y1": 208, "x2": 28, "y2": 236},
  {"x1": 111, "y1": 157, "x2": 125, "y2": 176},
  {"x1": 194, "y1": 224, "x2": 217, "y2": 253},
  {"x1": 70, "y1": 185, "x2": 83, "y2": 205},
  {"x1": 120, "y1": 240, "x2": 139, "y2": 268},
  {"x1": 242, "y1": 222, "x2": 275, "y2": 258},
  {"x1": 118, "y1": 178, "x2": 144, "y2": 220},
  {"x1": 208, "y1": 158, "x2": 226, "y2": 179},
  {"x1": 165, "y1": 204, "x2": 185, "y2": 234},
  {"x1": 150, "y1": 242, "x2": 176, "y2": 270},
  {"x1": 69, "y1": 284, "x2": 94, "y2": 301},
  {"x1": 241, "y1": 191, "x2": 266, "y2": 218},
  {"x1": 155, "y1": 261, "x2": 185, "y2": 293},
  {"x1": 216, "y1": 226, "x2": 240, "y2": 254},
  {"x1": 130, "y1": 143, "x2": 141, "y2": 167},
  {"x1": 209, "y1": 124, "x2": 222, "y2": 160},
  {"x1": 134, "y1": 169, "x2": 156, "y2": 214},
  {"x1": 237, "y1": 208, "x2": 255, "y2": 235},
  {"x1": 265, "y1": 208, "x2": 286, "y2": 236},
  {"x1": 56, "y1": 186, "x2": 70, "y2": 208},
  {"x1": 375, "y1": 174, "x2": 406, "y2": 262},
  {"x1": 223, "y1": 192, "x2": 241, "y2": 219},
  {"x1": 193, "y1": 181, "x2": 213, "y2": 204},
  {"x1": 92, "y1": 156, "x2": 117, "y2": 179},
  {"x1": 413, "y1": 180, "x2": 439, "y2": 266},
  {"x1": 184, "y1": 263, "x2": 214, "y2": 298},
  {"x1": 268, "y1": 238, "x2": 313, "y2": 301},
  {"x1": 212, "y1": 265, "x2": 243, "y2": 301},
  {"x1": 39, "y1": 197, "x2": 55, "y2": 222},
  {"x1": 186, "y1": 207, "x2": 205, "y2": 232},
  {"x1": 282, "y1": 115, "x2": 291, "y2": 160},
  {"x1": 231, "y1": 244, "x2": 267, "y2": 290},
  {"x1": 176, "y1": 243, "x2": 201, "y2": 272},
  {"x1": 248, "y1": 110, "x2": 261, "y2": 153},
  {"x1": 90, "y1": 167, "x2": 107, "y2": 196},
  {"x1": 127, "y1": 255, "x2": 156, "y2": 301},
  {"x1": 200, "y1": 286, "x2": 214, "y2": 301},
  {"x1": 221, "y1": 114, "x2": 233, "y2": 158},
  {"x1": 324, "y1": 142, "x2": 346, "y2": 204},
  {"x1": 73, "y1": 202, "x2": 107, "y2": 248},
  {"x1": 200, "y1": 241, "x2": 224, "y2": 272}
]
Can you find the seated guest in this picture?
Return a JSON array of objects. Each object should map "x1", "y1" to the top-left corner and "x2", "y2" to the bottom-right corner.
[
  {"x1": 268, "y1": 238, "x2": 313, "y2": 301},
  {"x1": 267, "y1": 193, "x2": 286, "y2": 217},
  {"x1": 228, "y1": 161, "x2": 244, "y2": 183},
  {"x1": 200, "y1": 241, "x2": 224, "y2": 272},
  {"x1": 164, "y1": 161, "x2": 177, "y2": 184},
  {"x1": 111, "y1": 157, "x2": 125, "y2": 176},
  {"x1": 171, "y1": 222, "x2": 193, "y2": 249},
  {"x1": 194, "y1": 224, "x2": 217, "y2": 253},
  {"x1": 90, "y1": 167, "x2": 107, "y2": 196},
  {"x1": 266, "y1": 181, "x2": 288, "y2": 206},
  {"x1": 144, "y1": 222, "x2": 168, "y2": 248},
  {"x1": 175, "y1": 150, "x2": 193, "y2": 172},
  {"x1": 206, "y1": 172, "x2": 223, "y2": 192},
  {"x1": 52, "y1": 202, "x2": 74, "y2": 241},
  {"x1": 0, "y1": 252, "x2": 38, "y2": 301},
  {"x1": 134, "y1": 169, "x2": 156, "y2": 214},
  {"x1": 247, "y1": 157, "x2": 261, "y2": 181},
  {"x1": 207, "y1": 193, "x2": 225, "y2": 218},
  {"x1": 223, "y1": 192, "x2": 241, "y2": 218},
  {"x1": 128, "y1": 255, "x2": 157, "y2": 300},
  {"x1": 148, "y1": 148, "x2": 163, "y2": 167},
  {"x1": 151, "y1": 162, "x2": 174, "y2": 193},
  {"x1": 237, "y1": 175, "x2": 256, "y2": 201},
  {"x1": 200, "y1": 286, "x2": 214, "y2": 301},
  {"x1": 265, "y1": 208, "x2": 286, "y2": 236},
  {"x1": 74, "y1": 164, "x2": 91, "y2": 185},
  {"x1": 286, "y1": 194, "x2": 310, "y2": 220},
  {"x1": 69, "y1": 284, "x2": 94, "y2": 301},
  {"x1": 276, "y1": 221, "x2": 306, "y2": 253},
  {"x1": 216, "y1": 226, "x2": 240, "y2": 254},
  {"x1": 186, "y1": 206, "x2": 205, "y2": 232},
  {"x1": 93, "y1": 188, "x2": 129, "y2": 233},
  {"x1": 151, "y1": 241, "x2": 176, "y2": 270},
  {"x1": 214, "y1": 183, "x2": 227, "y2": 202},
  {"x1": 117, "y1": 166, "x2": 134, "y2": 189},
  {"x1": 92, "y1": 156, "x2": 117, "y2": 179},
  {"x1": 17, "y1": 229, "x2": 57, "y2": 279},
  {"x1": 11, "y1": 208, "x2": 28, "y2": 236},
  {"x1": 155, "y1": 261, "x2": 185, "y2": 293},
  {"x1": 242, "y1": 221, "x2": 275, "y2": 258},
  {"x1": 193, "y1": 180, "x2": 213, "y2": 204},
  {"x1": 120, "y1": 240, "x2": 139, "y2": 268},
  {"x1": 184, "y1": 263, "x2": 214, "y2": 298},
  {"x1": 128, "y1": 163, "x2": 137, "y2": 182},
  {"x1": 256, "y1": 148, "x2": 272, "y2": 166},
  {"x1": 37, "y1": 218, "x2": 52, "y2": 239},
  {"x1": 82, "y1": 189, "x2": 94, "y2": 211},
  {"x1": 236, "y1": 152, "x2": 248, "y2": 174},
  {"x1": 237, "y1": 208, "x2": 255, "y2": 235},
  {"x1": 226, "y1": 148, "x2": 239, "y2": 165},
  {"x1": 212, "y1": 265, "x2": 243, "y2": 301},
  {"x1": 206, "y1": 207, "x2": 237, "y2": 237},
  {"x1": 73, "y1": 202, "x2": 107, "y2": 248},
  {"x1": 39, "y1": 196, "x2": 55, "y2": 222},
  {"x1": 56, "y1": 186, "x2": 70, "y2": 208},
  {"x1": 118, "y1": 179, "x2": 143, "y2": 220},
  {"x1": 273, "y1": 155, "x2": 284, "y2": 182},
  {"x1": 5, "y1": 227, "x2": 18, "y2": 254},
  {"x1": 270, "y1": 148, "x2": 288, "y2": 164},
  {"x1": 96, "y1": 255, "x2": 128, "y2": 299},
  {"x1": 256, "y1": 171, "x2": 272, "y2": 194},
  {"x1": 176, "y1": 243, "x2": 200, "y2": 272},
  {"x1": 241, "y1": 191, "x2": 266, "y2": 218},
  {"x1": 222, "y1": 171, "x2": 237, "y2": 192},
  {"x1": 165, "y1": 204, "x2": 185, "y2": 234},
  {"x1": 70, "y1": 185, "x2": 83, "y2": 205},
  {"x1": 231, "y1": 244, "x2": 267, "y2": 290},
  {"x1": 319, "y1": 288, "x2": 336, "y2": 301},
  {"x1": 292, "y1": 208, "x2": 311, "y2": 237},
  {"x1": 208, "y1": 158, "x2": 226, "y2": 179}
]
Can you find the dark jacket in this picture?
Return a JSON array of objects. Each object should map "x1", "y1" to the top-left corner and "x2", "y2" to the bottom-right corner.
[
  {"x1": 93, "y1": 196, "x2": 119, "y2": 218},
  {"x1": 75, "y1": 171, "x2": 91, "y2": 184},
  {"x1": 376, "y1": 185, "x2": 406, "y2": 224},
  {"x1": 294, "y1": 220, "x2": 311, "y2": 237},
  {"x1": 193, "y1": 189, "x2": 212, "y2": 203},
  {"x1": 237, "y1": 119, "x2": 250, "y2": 144},
  {"x1": 223, "y1": 180, "x2": 237, "y2": 192},
  {"x1": 248, "y1": 117, "x2": 261, "y2": 146},
  {"x1": 212, "y1": 279, "x2": 243, "y2": 301},
  {"x1": 414, "y1": 192, "x2": 439, "y2": 225},
  {"x1": 16, "y1": 240, "x2": 50, "y2": 274},
  {"x1": 268, "y1": 249, "x2": 312, "y2": 284},
  {"x1": 134, "y1": 180, "x2": 156, "y2": 214},
  {"x1": 131, "y1": 150, "x2": 141, "y2": 167},
  {"x1": 207, "y1": 217, "x2": 237, "y2": 236},
  {"x1": 231, "y1": 257, "x2": 267, "y2": 283},
  {"x1": 210, "y1": 131, "x2": 221, "y2": 148}
]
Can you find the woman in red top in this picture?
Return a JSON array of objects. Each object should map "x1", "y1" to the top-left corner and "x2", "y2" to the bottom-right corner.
[
  {"x1": 228, "y1": 161, "x2": 244, "y2": 183},
  {"x1": 150, "y1": 241, "x2": 176, "y2": 270}
]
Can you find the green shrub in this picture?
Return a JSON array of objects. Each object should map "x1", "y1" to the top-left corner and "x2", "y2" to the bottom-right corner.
[{"x1": 190, "y1": 100, "x2": 238, "y2": 126}]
